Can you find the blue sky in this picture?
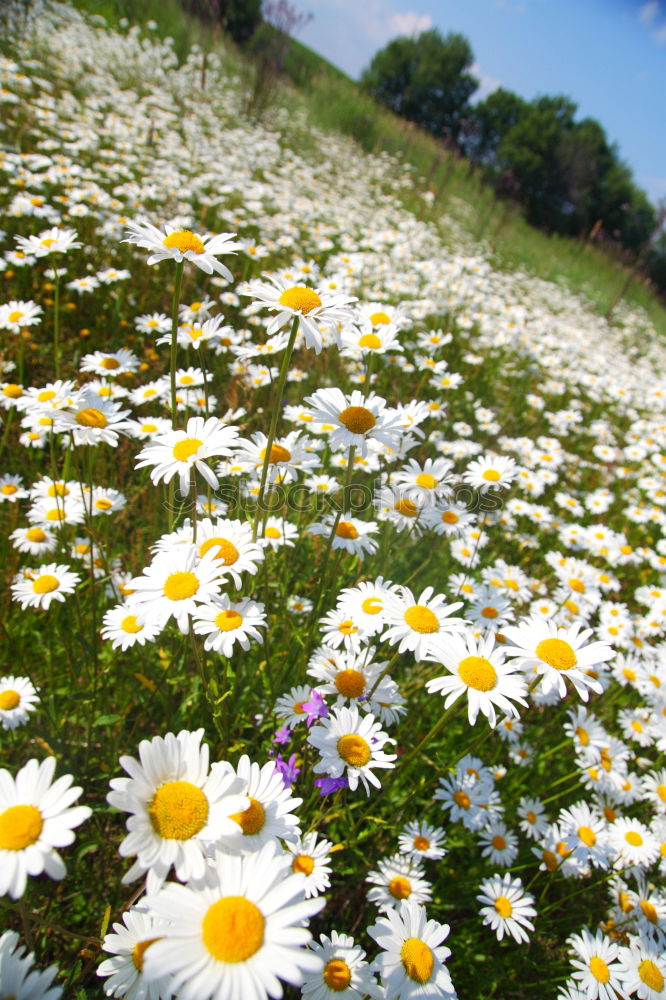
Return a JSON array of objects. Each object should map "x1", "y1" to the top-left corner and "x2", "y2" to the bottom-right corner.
[{"x1": 297, "y1": 0, "x2": 666, "y2": 205}]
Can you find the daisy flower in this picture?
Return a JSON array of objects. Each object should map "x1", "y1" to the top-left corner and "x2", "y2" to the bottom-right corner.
[
  {"x1": 0, "y1": 757, "x2": 91, "y2": 899},
  {"x1": 11, "y1": 563, "x2": 81, "y2": 611},
  {"x1": 336, "y1": 577, "x2": 398, "y2": 636},
  {"x1": 477, "y1": 873, "x2": 536, "y2": 944},
  {"x1": 308, "y1": 705, "x2": 396, "y2": 795},
  {"x1": 0, "y1": 676, "x2": 39, "y2": 730},
  {"x1": 463, "y1": 454, "x2": 517, "y2": 492},
  {"x1": 235, "y1": 430, "x2": 318, "y2": 483},
  {"x1": 15, "y1": 226, "x2": 81, "y2": 257},
  {"x1": 97, "y1": 907, "x2": 172, "y2": 1000},
  {"x1": 274, "y1": 684, "x2": 315, "y2": 727},
  {"x1": 366, "y1": 853, "x2": 432, "y2": 912},
  {"x1": 0, "y1": 474, "x2": 27, "y2": 502},
  {"x1": 616, "y1": 938, "x2": 666, "y2": 1000},
  {"x1": 157, "y1": 517, "x2": 264, "y2": 588},
  {"x1": 425, "y1": 630, "x2": 528, "y2": 727},
  {"x1": 478, "y1": 822, "x2": 519, "y2": 867},
  {"x1": 135, "y1": 416, "x2": 239, "y2": 496},
  {"x1": 517, "y1": 797, "x2": 549, "y2": 840},
  {"x1": 126, "y1": 545, "x2": 224, "y2": 633},
  {"x1": 226, "y1": 754, "x2": 303, "y2": 852},
  {"x1": 80, "y1": 349, "x2": 139, "y2": 377},
  {"x1": 304, "y1": 388, "x2": 402, "y2": 456},
  {"x1": 241, "y1": 275, "x2": 355, "y2": 354},
  {"x1": 308, "y1": 649, "x2": 384, "y2": 704},
  {"x1": 609, "y1": 818, "x2": 661, "y2": 869},
  {"x1": 0, "y1": 930, "x2": 62, "y2": 1000},
  {"x1": 53, "y1": 390, "x2": 130, "y2": 447},
  {"x1": 558, "y1": 801, "x2": 611, "y2": 869},
  {"x1": 309, "y1": 514, "x2": 379, "y2": 557},
  {"x1": 397, "y1": 820, "x2": 447, "y2": 861},
  {"x1": 368, "y1": 898, "x2": 456, "y2": 1000},
  {"x1": 381, "y1": 585, "x2": 467, "y2": 662},
  {"x1": 502, "y1": 616, "x2": 614, "y2": 701},
  {"x1": 566, "y1": 927, "x2": 629, "y2": 1000},
  {"x1": 0, "y1": 300, "x2": 42, "y2": 333},
  {"x1": 302, "y1": 930, "x2": 379, "y2": 1000},
  {"x1": 260, "y1": 516, "x2": 299, "y2": 549},
  {"x1": 192, "y1": 596, "x2": 266, "y2": 656},
  {"x1": 107, "y1": 729, "x2": 249, "y2": 890},
  {"x1": 142, "y1": 842, "x2": 324, "y2": 999},
  {"x1": 284, "y1": 832, "x2": 333, "y2": 898},
  {"x1": 101, "y1": 604, "x2": 164, "y2": 650},
  {"x1": 123, "y1": 219, "x2": 241, "y2": 278},
  {"x1": 9, "y1": 525, "x2": 57, "y2": 556}
]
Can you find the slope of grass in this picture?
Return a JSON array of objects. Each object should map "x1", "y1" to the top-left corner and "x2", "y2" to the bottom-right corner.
[{"x1": 69, "y1": 0, "x2": 666, "y2": 337}]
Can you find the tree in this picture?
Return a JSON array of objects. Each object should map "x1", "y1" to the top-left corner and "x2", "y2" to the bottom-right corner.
[
  {"x1": 181, "y1": 0, "x2": 262, "y2": 46},
  {"x1": 361, "y1": 29, "x2": 478, "y2": 143},
  {"x1": 462, "y1": 87, "x2": 526, "y2": 166}
]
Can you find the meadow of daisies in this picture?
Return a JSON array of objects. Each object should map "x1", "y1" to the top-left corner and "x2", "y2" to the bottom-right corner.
[{"x1": 1, "y1": 3, "x2": 666, "y2": 999}]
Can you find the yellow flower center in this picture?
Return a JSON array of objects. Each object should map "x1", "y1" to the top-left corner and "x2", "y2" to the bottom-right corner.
[
  {"x1": 230, "y1": 797, "x2": 265, "y2": 836},
  {"x1": 202, "y1": 897, "x2": 265, "y2": 962},
  {"x1": 535, "y1": 638, "x2": 577, "y2": 671},
  {"x1": 389, "y1": 876, "x2": 412, "y2": 899},
  {"x1": 338, "y1": 406, "x2": 376, "y2": 434},
  {"x1": 640, "y1": 901, "x2": 658, "y2": 923},
  {"x1": 148, "y1": 781, "x2": 208, "y2": 839},
  {"x1": 578, "y1": 826, "x2": 596, "y2": 847},
  {"x1": 492, "y1": 835, "x2": 506, "y2": 850},
  {"x1": 265, "y1": 527, "x2": 281, "y2": 539},
  {"x1": 395, "y1": 499, "x2": 418, "y2": 517},
  {"x1": 337, "y1": 734, "x2": 371, "y2": 768},
  {"x1": 401, "y1": 938, "x2": 434, "y2": 984},
  {"x1": 481, "y1": 606, "x2": 498, "y2": 619},
  {"x1": 442, "y1": 511, "x2": 459, "y2": 525},
  {"x1": 199, "y1": 538, "x2": 239, "y2": 565},
  {"x1": 625, "y1": 831, "x2": 643, "y2": 847},
  {"x1": 32, "y1": 574, "x2": 59, "y2": 594},
  {"x1": 38, "y1": 391, "x2": 56, "y2": 404},
  {"x1": 589, "y1": 957, "x2": 610, "y2": 983},
  {"x1": 338, "y1": 620, "x2": 357, "y2": 636},
  {"x1": 132, "y1": 938, "x2": 161, "y2": 971},
  {"x1": 657, "y1": 784, "x2": 666, "y2": 803},
  {"x1": 278, "y1": 286, "x2": 322, "y2": 314},
  {"x1": 46, "y1": 508, "x2": 65, "y2": 521},
  {"x1": 95, "y1": 499, "x2": 113, "y2": 511},
  {"x1": 163, "y1": 230, "x2": 205, "y2": 254},
  {"x1": 163, "y1": 571, "x2": 199, "y2": 601},
  {"x1": 403, "y1": 605, "x2": 438, "y2": 633},
  {"x1": 494, "y1": 896, "x2": 513, "y2": 918},
  {"x1": 415, "y1": 473, "x2": 437, "y2": 489},
  {"x1": 358, "y1": 333, "x2": 382, "y2": 349},
  {"x1": 76, "y1": 407, "x2": 108, "y2": 428},
  {"x1": 457, "y1": 656, "x2": 496, "y2": 691},
  {"x1": 100, "y1": 358, "x2": 120, "y2": 370},
  {"x1": 526, "y1": 811, "x2": 536, "y2": 824},
  {"x1": 369, "y1": 311, "x2": 391, "y2": 325},
  {"x1": 0, "y1": 690, "x2": 20, "y2": 710},
  {"x1": 1, "y1": 484, "x2": 17, "y2": 495},
  {"x1": 214, "y1": 610, "x2": 243, "y2": 632},
  {"x1": 292, "y1": 854, "x2": 314, "y2": 875},
  {"x1": 542, "y1": 849, "x2": 558, "y2": 871},
  {"x1": 335, "y1": 669, "x2": 366, "y2": 698},
  {"x1": 141, "y1": 424, "x2": 157, "y2": 433},
  {"x1": 482, "y1": 469, "x2": 501, "y2": 482},
  {"x1": 413, "y1": 836, "x2": 430, "y2": 850},
  {"x1": 361, "y1": 597, "x2": 382, "y2": 614},
  {"x1": 8, "y1": 310, "x2": 23, "y2": 323},
  {"x1": 638, "y1": 960, "x2": 664, "y2": 992},
  {"x1": 3, "y1": 384, "x2": 22, "y2": 398},
  {"x1": 453, "y1": 791, "x2": 470, "y2": 809},
  {"x1": 323, "y1": 958, "x2": 352, "y2": 991},
  {"x1": 336, "y1": 521, "x2": 359, "y2": 539},
  {"x1": 121, "y1": 615, "x2": 143, "y2": 634},
  {"x1": 172, "y1": 438, "x2": 202, "y2": 462},
  {"x1": 260, "y1": 444, "x2": 292, "y2": 463},
  {"x1": 569, "y1": 578, "x2": 585, "y2": 593},
  {"x1": 0, "y1": 805, "x2": 43, "y2": 850}
]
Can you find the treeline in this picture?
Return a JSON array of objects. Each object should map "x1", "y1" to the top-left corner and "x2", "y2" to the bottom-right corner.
[
  {"x1": 178, "y1": 5, "x2": 665, "y2": 297},
  {"x1": 361, "y1": 28, "x2": 665, "y2": 295}
]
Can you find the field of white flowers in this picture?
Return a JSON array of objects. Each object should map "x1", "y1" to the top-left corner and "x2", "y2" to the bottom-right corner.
[{"x1": 1, "y1": 3, "x2": 666, "y2": 999}]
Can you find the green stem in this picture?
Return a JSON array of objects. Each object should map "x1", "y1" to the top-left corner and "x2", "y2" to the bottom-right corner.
[
  {"x1": 252, "y1": 315, "x2": 299, "y2": 541},
  {"x1": 169, "y1": 260, "x2": 185, "y2": 428},
  {"x1": 52, "y1": 260, "x2": 61, "y2": 378}
]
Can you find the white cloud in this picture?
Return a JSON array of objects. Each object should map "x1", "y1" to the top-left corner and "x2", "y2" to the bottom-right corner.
[
  {"x1": 638, "y1": 0, "x2": 660, "y2": 24},
  {"x1": 654, "y1": 21, "x2": 666, "y2": 41},
  {"x1": 470, "y1": 62, "x2": 502, "y2": 100},
  {"x1": 388, "y1": 10, "x2": 432, "y2": 37}
]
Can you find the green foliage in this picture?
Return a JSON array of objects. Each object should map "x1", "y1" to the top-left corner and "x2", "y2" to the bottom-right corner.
[{"x1": 361, "y1": 28, "x2": 478, "y2": 142}]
